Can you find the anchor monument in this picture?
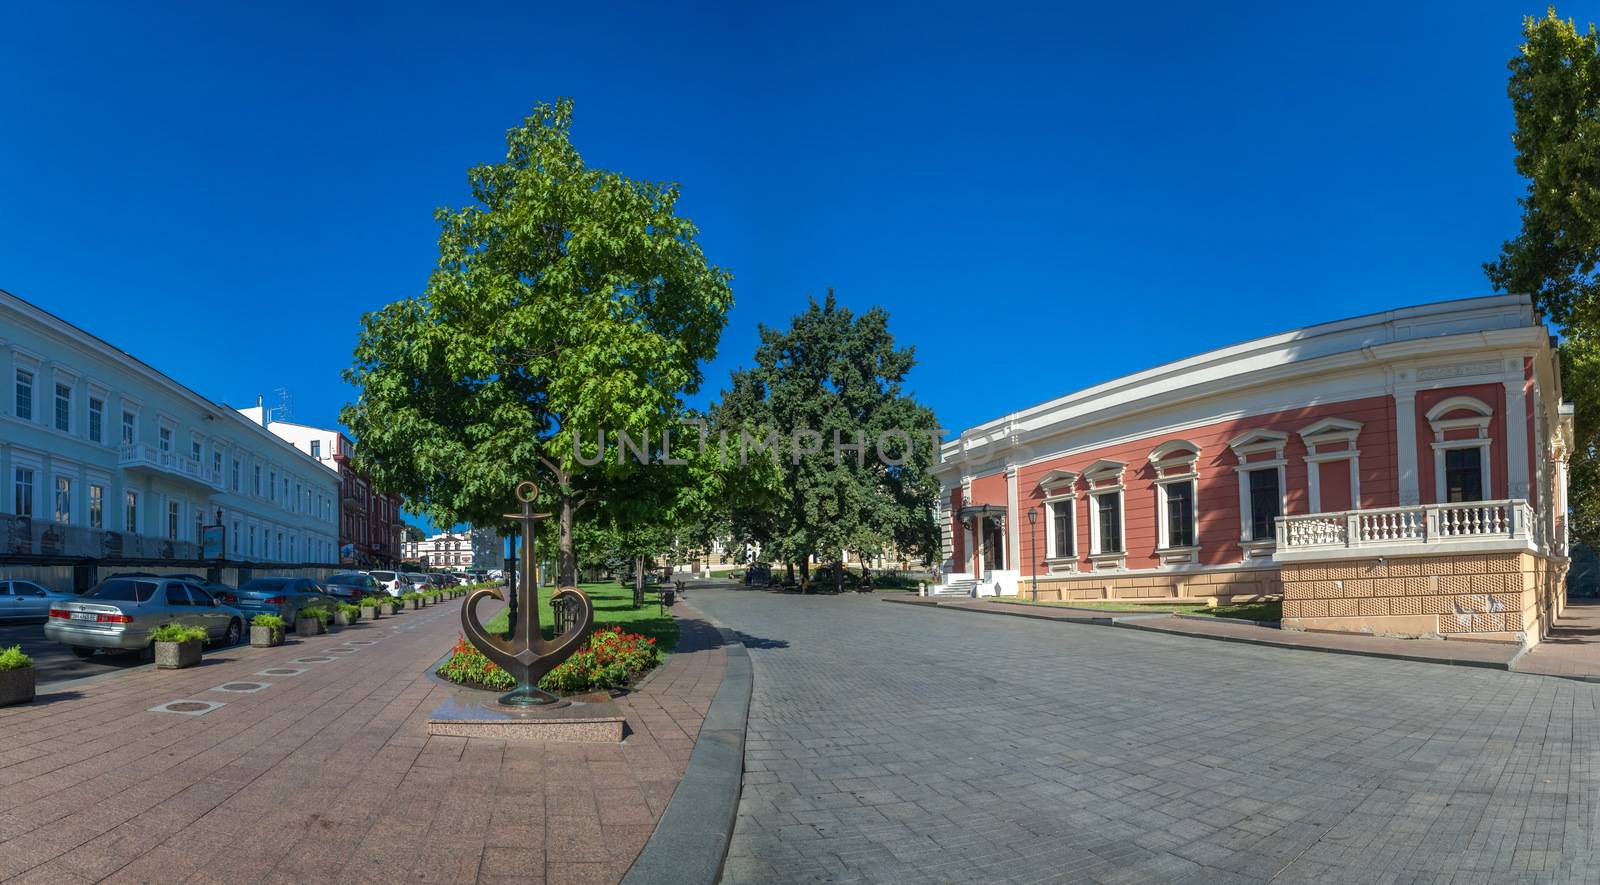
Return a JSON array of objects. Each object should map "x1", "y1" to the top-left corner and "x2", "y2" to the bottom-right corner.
[{"x1": 460, "y1": 481, "x2": 594, "y2": 707}]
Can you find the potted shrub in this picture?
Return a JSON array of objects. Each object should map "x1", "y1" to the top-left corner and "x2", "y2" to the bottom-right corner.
[
  {"x1": 360, "y1": 599, "x2": 379, "y2": 620},
  {"x1": 405, "y1": 592, "x2": 422, "y2": 611},
  {"x1": 334, "y1": 603, "x2": 360, "y2": 627},
  {"x1": 152, "y1": 624, "x2": 207, "y2": 670},
  {"x1": 250, "y1": 614, "x2": 285, "y2": 648},
  {"x1": 378, "y1": 597, "x2": 397, "y2": 616},
  {"x1": 295, "y1": 607, "x2": 326, "y2": 636},
  {"x1": 0, "y1": 645, "x2": 35, "y2": 706}
]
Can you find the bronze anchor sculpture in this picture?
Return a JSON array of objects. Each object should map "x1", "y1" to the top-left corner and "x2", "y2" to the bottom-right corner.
[{"x1": 460, "y1": 481, "x2": 594, "y2": 707}]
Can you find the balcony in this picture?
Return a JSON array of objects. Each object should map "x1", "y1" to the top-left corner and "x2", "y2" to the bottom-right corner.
[
  {"x1": 119, "y1": 444, "x2": 219, "y2": 489},
  {"x1": 1275, "y1": 499, "x2": 1545, "y2": 562}
]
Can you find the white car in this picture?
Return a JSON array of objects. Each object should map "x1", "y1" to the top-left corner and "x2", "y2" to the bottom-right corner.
[{"x1": 367, "y1": 570, "x2": 413, "y2": 597}]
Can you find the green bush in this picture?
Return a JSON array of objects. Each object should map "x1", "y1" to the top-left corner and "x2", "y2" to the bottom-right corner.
[
  {"x1": 297, "y1": 607, "x2": 328, "y2": 626},
  {"x1": 336, "y1": 603, "x2": 361, "y2": 617},
  {"x1": 435, "y1": 626, "x2": 659, "y2": 695},
  {"x1": 151, "y1": 624, "x2": 207, "y2": 644},
  {"x1": 251, "y1": 614, "x2": 285, "y2": 629},
  {"x1": 0, "y1": 645, "x2": 33, "y2": 671}
]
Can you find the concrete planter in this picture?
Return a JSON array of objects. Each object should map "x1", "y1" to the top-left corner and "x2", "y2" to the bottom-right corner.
[
  {"x1": 155, "y1": 639, "x2": 202, "y2": 670},
  {"x1": 360, "y1": 606, "x2": 378, "y2": 620},
  {"x1": 379, "y1": 603, "x2": 395, "y2": 616},
  {"x1": 250, "y1": 625, "x2": 283, "y2": 648},
  {"x1": 0, "y1": 667, "x2": 35, "y2": 706},
  {"x1": 334, "y1": 611, "x2": 353, "y2": 627},
  {"x1": 295, "y1": 617, "x2": 319, "y2": 636},
  {"x1": 408, "y1": 599, "x2": 421, "y2": 610}
]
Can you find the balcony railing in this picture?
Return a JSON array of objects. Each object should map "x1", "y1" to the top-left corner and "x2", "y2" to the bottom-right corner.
[
  {"x1": 119, "y1": 444, "x2": 220, "y2": 487},
  {"x1": 1276, "y1": 499, "x2": 1539, "y2": 556}
]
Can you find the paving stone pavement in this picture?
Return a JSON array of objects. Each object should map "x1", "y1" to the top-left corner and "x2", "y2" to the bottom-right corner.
[
  {"x1": 688, "y1": 585, "x2": 1600, "y2": 885},
  {"x1": 0, "y1": 597, "x2": 725, "y2": 885}
]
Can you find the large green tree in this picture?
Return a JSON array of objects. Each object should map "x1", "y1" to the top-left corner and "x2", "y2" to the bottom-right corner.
[
  {"x1": 343, "y1": 99, "x2": 734, "y2": 583},
  {"x1": 722, "y1": 292, "x2": 940, "y2": 589},
  {"x1": 1486, "y1": 9, "x2": 1599, "y2": 546}
]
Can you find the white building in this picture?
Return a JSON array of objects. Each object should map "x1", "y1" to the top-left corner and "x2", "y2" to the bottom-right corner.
[
  {"x1": 0, "y1": 289, "x2": 341, "y2": 565},
  {"x1": 403, "y1": 530, "x2": 476, "y2": 569}
]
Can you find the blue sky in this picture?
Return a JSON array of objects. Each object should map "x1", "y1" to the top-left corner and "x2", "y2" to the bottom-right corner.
[{"x1": 0, "y1": 1, "x2": 1549, "y2": 528}]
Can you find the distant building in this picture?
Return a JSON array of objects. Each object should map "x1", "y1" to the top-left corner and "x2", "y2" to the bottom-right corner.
[
  {"x1": 402, "y1": 530, "x2": 476, "y2": 569},
  {"x1": 236, "y1": 409, "x2": 405, "y2": 568},
  {"x1": 0, "y1": 288, "x2": 340, "y2": 570}
]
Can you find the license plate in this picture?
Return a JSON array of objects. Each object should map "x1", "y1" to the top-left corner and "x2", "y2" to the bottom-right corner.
[{"x1": 70, "y1": 611, "x2": 96, "y2": 621}]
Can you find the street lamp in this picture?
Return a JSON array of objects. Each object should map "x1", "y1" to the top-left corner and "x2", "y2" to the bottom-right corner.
[{"x1": 1027, "y1": 506, "x2": 1039, "y2": 601}]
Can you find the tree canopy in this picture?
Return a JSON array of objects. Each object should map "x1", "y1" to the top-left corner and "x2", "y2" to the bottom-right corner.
[{"x1": 342, "y1": 98, "x2": 734, "y2": 582}]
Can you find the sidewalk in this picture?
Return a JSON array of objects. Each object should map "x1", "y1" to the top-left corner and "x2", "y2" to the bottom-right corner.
[
  {"x1": 885, "y1": 595, "x2": 1528, "y2": 671},
  {"x1": 0, "y1": 598, "x2": 727, "y2": 885},
  {"x1": 1510, "y1": 598, "x2": 1600, "y2": 681}
]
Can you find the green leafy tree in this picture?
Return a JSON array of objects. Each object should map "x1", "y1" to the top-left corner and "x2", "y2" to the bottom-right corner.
[
  {"x1": 726, "y1": 291, "x2": 940, "y2": 590},
  {"x1": 343, "y1": 99, "x2": 734, "y2": 583},
  {"x1": 1486, "y1": 9, "x2": 1598, "y2": 546}
]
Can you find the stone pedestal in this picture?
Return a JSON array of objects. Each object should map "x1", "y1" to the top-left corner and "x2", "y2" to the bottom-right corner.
[{"x1": 426, "y1": 691, "x2": 625, "y2": 743}]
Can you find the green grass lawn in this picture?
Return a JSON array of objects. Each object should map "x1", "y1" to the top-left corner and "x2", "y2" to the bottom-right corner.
[
  {"x1": 997, "y1": 598, "x2": 1282, "y2": 621},
  {"x1": 478, "y1": 581, "x2": 680, "y2": 652}
]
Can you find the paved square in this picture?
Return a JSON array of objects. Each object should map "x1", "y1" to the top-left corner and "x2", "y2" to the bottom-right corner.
[{"x1": 688, "y1": 585, "x2": 1600, "y2": 884}]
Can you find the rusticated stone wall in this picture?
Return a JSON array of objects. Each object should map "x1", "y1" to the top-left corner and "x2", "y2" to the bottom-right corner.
[
  {"x1": 1029, "y1": 567, "x2": 1282, "y2": 605},
  {"x1": 1281, "y1": 552, "x2": 1562, "y2": 645}
]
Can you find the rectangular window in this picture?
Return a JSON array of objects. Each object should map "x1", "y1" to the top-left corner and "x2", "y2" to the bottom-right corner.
[
  {"x1": 1094, "y1": 492, "x2": 1122, "y2": 554},
  {"x1": 310, "y1": 440, "x2": 321, "y2": 458},
  {"x1": 1163, "y1": 480, "x2": 1196, "y2": 548},
  {"x1": 253, "y1": 465, "x2": 261, "y2": 495},
  {"x1": 14, "y1": 468, "x2": 33, "y2": 517},
  {"x1": 54, "y1": 383, "x2": 71, "y2": 432},
  {"x1": 167, "y1": 501, "x2": 180, "y2": 540},
  {"x1": 191, "y1": 440, "x2": 201, "y2": 462},
  {"x1": 158, "y1": 426, "x2": 171, "y2": 452},
  {"x1": 89, "y1": 484, "x2": 103, "y2": 528},
  {"x1": 269, "y1": 471, "x2": 277, "y2": 501},
  {"x1": 1049, "y1": 500, "x2": 1074, "y2": 558},
  {"x1": 1444, "y1": 448, "x2": 1485, "y2": 503},
  {"x1": 125, "y1": 491, "x2": 138, "y2": 533},
  {"x1": 88, "y1": 397, "x2": 103, "y2": 442},
  {"x1": 1248, "y1": 469, "x2": 1280, "y2": 542},
  {"x1": 232, "y1": 459, "x2": 241, "y2": 491},
  {"x1": 249, "y1": 525, "x2": 256, "y2": 556},
  {"x1": 213, "y1": 451, "x2": 222, "y2": 479},
  {"x1": 53, "y1": 476, "x2": 70, "y2": 523},
  {"x1": 122, "y1": 411, "x2": 136, "y2": 445},
  {"x1": 14, "y1": 369, "x2": 33, "y2": 421}
]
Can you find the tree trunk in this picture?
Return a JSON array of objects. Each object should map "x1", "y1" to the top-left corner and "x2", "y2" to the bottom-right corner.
[
  {"x1": 557, "y1": 496, "x2": 577, "y2": 586},
  {"x1": 785, "y1": 561, "x2": 795, "y2": 585},
  {"x1": 633, "y1": 554, "x2": 645, "y2": 609},
  {"x1": 799, "y1": 558, "x2": 810, "y2": 593}
]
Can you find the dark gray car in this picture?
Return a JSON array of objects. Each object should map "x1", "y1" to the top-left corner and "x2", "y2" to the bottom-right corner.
[{"x1": 43, "y1": 577, "x2": 245, "y2": 657}]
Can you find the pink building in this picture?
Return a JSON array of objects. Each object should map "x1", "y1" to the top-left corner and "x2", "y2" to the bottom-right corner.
[{"x1": 933, "y1": 295, "x2": 1573, "y2": 645}]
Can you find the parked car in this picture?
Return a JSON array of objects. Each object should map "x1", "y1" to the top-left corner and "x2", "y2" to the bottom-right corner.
[
  {"x1": 324, "y1": 572, "x2": 381, "y2": 601},
  {"x1": 43, "y1": 576, "x2": 245, "y2": 658},
  {"x1": 231, "y1": 577, "x2": 331, "y2": 623},
  {"x1": 404, "y1": 573, "x2": 434, "y2": 592},
  {"x1": 0, "y1": 580, "x2": 77, "y2": 621},
  {"x1": 368, "y1": 570, "x2": 412, "y2": 597}
]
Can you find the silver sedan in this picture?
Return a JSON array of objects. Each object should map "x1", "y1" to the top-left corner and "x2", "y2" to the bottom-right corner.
[{"x1": 44, "y1": 576, "x2": 246, "y2": 658}]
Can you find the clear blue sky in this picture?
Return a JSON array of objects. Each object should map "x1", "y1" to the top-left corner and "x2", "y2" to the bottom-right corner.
[{"x1": 0, "y1": 1, "x2": 1548, "y2": 528}]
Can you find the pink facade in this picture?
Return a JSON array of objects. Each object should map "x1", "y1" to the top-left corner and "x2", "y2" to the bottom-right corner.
[{"x1": 935, "y1": 295, "x2": 1572, "y2": 597}]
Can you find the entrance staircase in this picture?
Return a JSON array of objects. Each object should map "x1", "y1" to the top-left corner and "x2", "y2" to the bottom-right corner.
[{"x1": 931, "y1": 578, "x2": 977, "y2": 598}]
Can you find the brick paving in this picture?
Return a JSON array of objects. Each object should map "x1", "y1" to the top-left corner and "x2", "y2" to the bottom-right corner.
[
  {"x1": 1513, "y1": 599, "x2": 1600, "y2": 681},
  {"x1": 692, "y1": 585, "x2": 1600, "y2": 884},
  {"x1": 0, "y1": 597, "x2": 725, "y2": 885}
]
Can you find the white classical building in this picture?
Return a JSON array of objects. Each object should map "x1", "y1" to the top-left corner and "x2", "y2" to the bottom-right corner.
[
  {"x1": 403, "y1": 530, "x2": 476, "y2": 569},
  {"x1": 0, "y1": 289, "x2": 341, "y2": 565}
]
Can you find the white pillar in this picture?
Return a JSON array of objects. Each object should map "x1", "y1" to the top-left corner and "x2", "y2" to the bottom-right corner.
[
  {"x1": 1006, "y1": 466, "x2": 1020, "y2": 575},
  {"x1": 1504, "y1": 376, "x2": 1530, "y2": 500},
  {"x1": 1395, "y1": 391, "x2": 1420, "y2": 505}
]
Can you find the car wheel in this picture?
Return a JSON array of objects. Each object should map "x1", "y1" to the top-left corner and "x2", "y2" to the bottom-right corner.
[
  {"x1": 224, "y1": 618, "x2": 243, "y2": 646},
  {"x1": 70, "y1": 647, "x2": 96, "y2": 659}
]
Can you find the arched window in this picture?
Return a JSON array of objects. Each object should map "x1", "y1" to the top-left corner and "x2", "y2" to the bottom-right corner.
[{"x1": 1425, "y1": 396, "x2": 1493, "y2": 503}]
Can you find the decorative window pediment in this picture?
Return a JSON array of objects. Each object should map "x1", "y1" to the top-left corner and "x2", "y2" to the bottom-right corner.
[
  {"x1": 1228, "y1": 429, "x2": 1288, "y2": 465},
  {"x1": 1297, "y1": 418, "x2": 1363, "y2": 449},
  {"x1": 1425, "y1": 395, "x2": 1493, "y2": 439},
  {"x1": 1037, "y1": 468, "x2": 1079, "y2": 498},
  {"x1": 1081, "y1": 459, "x2": 1126, "y2": 490},
  {"x1": 1148, "y1": 439, "x2": 1201, "y2": 480}
]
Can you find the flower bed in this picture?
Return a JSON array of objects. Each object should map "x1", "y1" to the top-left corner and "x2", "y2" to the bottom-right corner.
[{"x1": 436, "y1": 626, "x2": 660, "y2": 695}]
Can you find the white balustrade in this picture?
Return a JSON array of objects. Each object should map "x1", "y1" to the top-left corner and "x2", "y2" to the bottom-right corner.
[
  {"x1": 119, "y1": 444, "x2": 220, "y2": 486},
  {"x1": 1278, "y1": 499, "x2": 1535, "y2": 552}
]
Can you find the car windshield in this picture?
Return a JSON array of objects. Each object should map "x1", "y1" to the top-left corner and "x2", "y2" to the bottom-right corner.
[
  {"x1": 371, "y1": 571, "x2": 395, "y2": 581},
  {"x1": 239, "y1": 578, "x2": 293, "y2": 591},
  {"x1": 327, "y1": 574, "x2": 365, "y2": 585},
  {"x1": 84, "y1": 578, "x2": 158, "y2": 602}
]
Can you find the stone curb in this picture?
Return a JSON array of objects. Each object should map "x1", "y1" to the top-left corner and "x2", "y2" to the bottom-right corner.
[
  {"x1": 883, "y1": 595, "x2": 1532, "y2": 673},
  {"x1": 622, "y1": 624, "x2": 751, "y2": 885}
]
